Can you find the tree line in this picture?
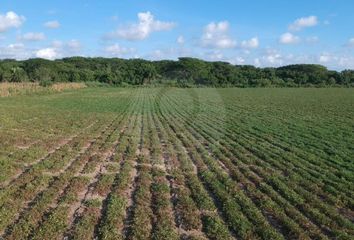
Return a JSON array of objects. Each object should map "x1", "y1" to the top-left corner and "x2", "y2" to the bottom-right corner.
[{"x1": 0, "y1": 57, "x2": 353, "y2": 87}]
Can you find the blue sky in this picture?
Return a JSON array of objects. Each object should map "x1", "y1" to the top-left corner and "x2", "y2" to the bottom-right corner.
[{"x1": 0, "y1": 0, "x2": 354, "y2": 69}]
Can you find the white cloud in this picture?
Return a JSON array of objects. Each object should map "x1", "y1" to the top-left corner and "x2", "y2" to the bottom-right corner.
[
  {"x1": 0, "y1": 11, "x2": 25, "y2": 32},
  {"x1": 7, "y1": 43, "x2": 25, "y2": 49},
  {"x1": 66, "y1": 39, "x2": 81, "y2": 51},
  {"x1": 145, "y1": 47, "x2": 182, "y2": 60},
  {"x1": 20, "y1": 32, "x2": 46, "y2": 41},
  {"x1": 50, "y1": 39, "x2": 81, "y2": 50},
  {"x1": 34, "y1": 39, "x2": 81, "y2": 60},
  {"x1": 266, "y1": 53, "x2": 283, "y2": 65},
  {"x1": 104, "y1": 44, "x2": 135, "y2": 57},
  {"x1": 44, "y1": 20, "x2": 60, "y2": 29},
  {"x1": 36, "y1": 48, "x2": 58, "y2": 59},
  {"x1": 346, "y1": 38, "x2": 354, "y2": 47},
  {"x1": 337, "y1": 56, "x2": 354, "y2": 69},
  {"x1": 52, "y1": 39, "x2": 82, "y2": 56},
  {"x1": 232, "y1": 57, "x2": 245, "y2": 65},
  {"x1": 319, "y1": 53, "x2": 331, "y2": 63},
  {"x1": 144, "y1": 47, "x2": 195, "y2": 61},
  {"x1": 254, "y1": 58, "x2": 261, "y2": 67},
  {"x1": 177, "y1": 35, "x2": 185, "y2": 44},
  {"x1": 279, "y1": 32, "x2": 300, "y2": 44},
  {"x1": 201, "y1": 21, "x2": 236, "y2": 49},
  {"x1": 0, "y1": 43, "x2": 32, "y2": 59},
  {"x1": 206, "y1": 50, "x2": 224, "y2": 61},
  {"x1": 313, "y1": 53, "x2": 354, "y2": 69},
  {"x1": 289, "y1": 16, "x2": 318, "y2": 31},
  {"x1": 249, "y1": 49, "x2": 354, "y2": 70},
  {"x1": 256, "y1": 49, "x2": 284, "y2": 66},
  {"x1": 150, "y1": 49, "x2": 164, "y2": 59},
  {"x1": 241, "y1": 37, "x2": 259, "y2": 49},
  {"x1": 201, "y1": 51, "x2": 249, "y2": 65},
  {"x1": 109, "y1": 11, "x2": 175, "y2": 40}
]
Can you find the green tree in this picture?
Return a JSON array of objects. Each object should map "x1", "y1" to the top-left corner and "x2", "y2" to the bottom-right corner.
[{"x1": 10, "y1": 67, "x2": 28, "y2": 82}]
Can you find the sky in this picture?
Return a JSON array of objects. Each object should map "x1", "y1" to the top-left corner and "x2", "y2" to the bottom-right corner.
[{"x1": 0, "y1": 0, "x2": 354, "y2": 70}]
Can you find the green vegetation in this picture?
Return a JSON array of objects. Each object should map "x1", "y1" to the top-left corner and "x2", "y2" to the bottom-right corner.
[
  {"x1": 0, "y1": 57, "x2": 353, "y2": 87},
  {"x1": 0, "y1": 82, "x2": 86, "y2": 97},
  {"x1": 0, "y1": 87, "x2": 353, "y2": 240}
]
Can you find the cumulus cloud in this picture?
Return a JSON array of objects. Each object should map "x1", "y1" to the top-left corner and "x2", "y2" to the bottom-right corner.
[
  {"x1": 104, "y1": 44, "x2": 135, "y2": 57},
  {"x1": 289, "y1": 16, "x2": 318, "y2": 31},
  {"x1": 205, "y1": 50, "x2": 224, "y2": 61},
  {"x1": 108, "y1": 11, "x2": 175, "y2": 40},
  {"x1": 315, "y1": 53, "x2": 354, "y2": 69},
  {"x1": 34, "y1": 40, "x2": 82, "y2": 60},
  {"x1": 0, "y1": 11, "x2": 25, "y2": 32},
  {"x1": 241, "y1": 37, "x2": 259, "y2": 49},
  {"x1": 35, "y1": 48, "x2": 58, "y2": 60},
  {"x1": 200, "y1": 48, "x2": 354, "y2": 70},
  {"x1": 44, "y1": 20, "x2": 60, "y2": 29},
  {"x1": 319, "y1": 53, "x2": 331, "y2": 63},
  {"x1": 0, "y1": 43, "x2": 32, "y2": 59},
  {"x1": 251, "y1": 49, "x2": 285, "y2": 67},
  {"x1": 201, "y1": 21, "x2": 236, "y2": 49},
  {"x1": 254, "y1": 58, "x2": 261, "y2": 67},
  {"x1": 279, "y1": 32, "x2": 300, "y2": 44},
  {"x1": 231, "y1": 57, "x2": 246, "y2": 65},
  {"x1": 248, "y1": 48, "x2": 354, "y2": 69},
  {"x1": 177, "y1": 35, "x2": 185, "y2": 44},
  {"x1": 257, "y1": 50, "x2": 311, "y2": 67},
  {"x1": 265, "y1": 53, "x2": 283, "y2": 65},
  {"x1": 20, "y1": 32, "x2": 46, "y2": 41}
]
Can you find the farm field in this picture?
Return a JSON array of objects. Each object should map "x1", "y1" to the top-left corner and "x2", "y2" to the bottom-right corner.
[{"x1": 0, "y1": 87, "x2": 353, "y2": 240}]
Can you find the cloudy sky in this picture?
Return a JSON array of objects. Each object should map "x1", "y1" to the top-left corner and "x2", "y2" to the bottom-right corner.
[{"x1": 0, "y1": 0, "x2": 354, "y2": 70}]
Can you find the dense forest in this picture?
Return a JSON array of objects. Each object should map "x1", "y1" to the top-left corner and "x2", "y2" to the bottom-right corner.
[{"x1": 0, "y1": 57, "x2": 353, "y2": 87}]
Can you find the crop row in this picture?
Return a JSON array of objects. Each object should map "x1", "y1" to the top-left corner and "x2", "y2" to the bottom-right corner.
[{"x1": 158, "y1": 89, "x2": 354, "y2": 239}]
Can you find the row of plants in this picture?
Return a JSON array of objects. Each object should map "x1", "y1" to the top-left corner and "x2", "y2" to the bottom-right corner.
[
  {"x1": 180, "y1": 94, "x2": 354, "y2": 222},
  {"x1": 98, "y1": 107, "x2": 141, "y2": 240},
  {"x1": 161, "y1": 89, "x2": 353, "y2": 238},
  {"x1": 0, "y1": 119, "x2": 105, "y2": 234},
  {"x1": 1, "y1": 96, "x2": 134, "y2": 239},
  {"x1": 151, "y1": 93, "x2": 235, "y2": 240},
  {"x1": 66, "y1": 95, "x2": 140, "y2": 240},
  {"x1": 127, "y1": 96, "x2": 154, "y2": 239}
]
